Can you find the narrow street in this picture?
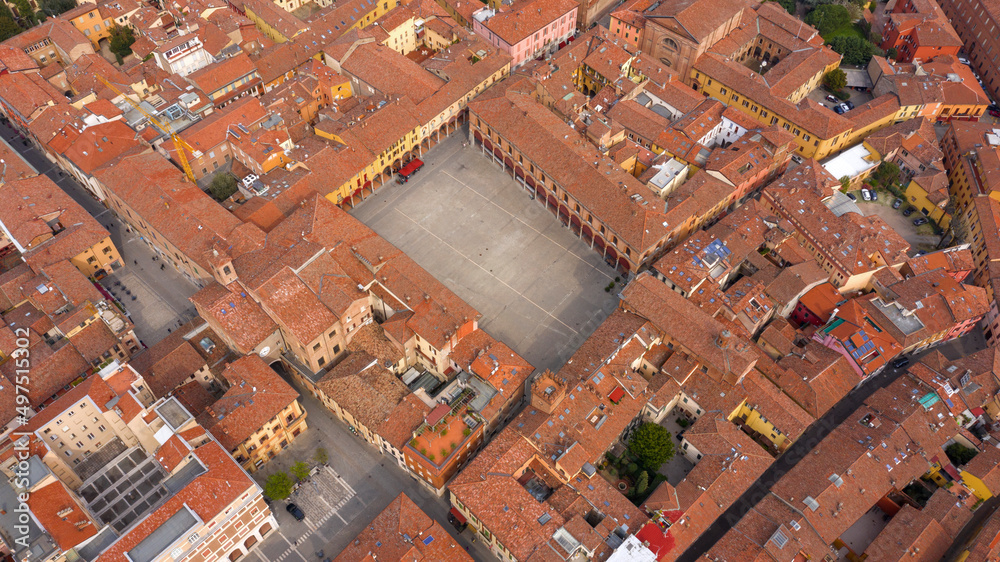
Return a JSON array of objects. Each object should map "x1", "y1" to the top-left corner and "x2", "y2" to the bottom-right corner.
[
  {"x1": 0, "y1": 120, "x2": 200, "y2": 345},
  {"x1": 249, "y1": 375, "x2": 497, "y2": 562},
  {"x1": 676, "y1": 332, "x2": 987, "y2": 561}
]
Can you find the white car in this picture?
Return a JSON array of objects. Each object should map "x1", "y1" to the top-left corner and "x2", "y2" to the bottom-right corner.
[
  {"x1": 959, "y1": 56, "x2": 971, "y2": 65},
  {"x1": 861, "y1": 188, "x2": 873, "y2": 201}
]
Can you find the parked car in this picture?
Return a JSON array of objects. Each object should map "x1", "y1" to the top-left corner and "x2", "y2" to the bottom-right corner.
[
  {"x1": 846, "y1": 192, "x2": 857, "y2": 201},
  {"x1": 834, "y1": 104, "x2": 846, "y2": 114},
  {"x1": 892, "y1": 198, "x2": 903, "y2": 209},
  {"x1": 825, "y1": 94, "x2": 838, "y2": 103},
  {"x1": 286, "y1": 503, "x2": 305, "y2": 521},
  {"x1": 902, "y1": 207, "x2": 915, "y2": 217},
  {"x1": 870, "y1": 189, "x2": 878, "y2": 201},
  {"x1": 990, "y1": 108, "x2": 1000, "y2": 118},
  {"x1": 861, "y1": 188, "x2": 872, "y2": 201},
  {"x1": 791, "y1": 154, "x2": 803, "y2": 164},
  {"x1": 960, "y1": 56, "x2": 971, "y2": 65},
  {"x1": 913, "y1": 217, "x2": 929, "y2": 226},
  {"x1": 845, "y1": 100, "x2": 855, "y2": 110},
  {"x1": 840, "y1": 103, "x2": 851, "y2": 113},
  {"x1": 891, "y1": 357, "x2": 910, "y2": 369}
]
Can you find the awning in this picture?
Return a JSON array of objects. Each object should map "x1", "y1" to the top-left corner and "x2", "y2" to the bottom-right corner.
[
  {"x1": 609, "y1": 386, "x2": 625, "y2": 403},
  {"x1": 449, "y1": 507, "x2": 467, "y2": 524},
  {"x1": 398, "y1": 158, "x2": 424, "y2": 177}
]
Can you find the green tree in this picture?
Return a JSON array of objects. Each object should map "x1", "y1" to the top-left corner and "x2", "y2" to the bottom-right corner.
[
  {"x1": 109, "y1": 25, "x2": 136, "y2": 59},
  {"x1": 886, "y1": 47, "x2": 898, "y2": 60},
  {"x1": 263, "y1": 471, "x2": 294, "y2": 500},
  {"x1": 806, "y1": 4, "x2": 851, "y2": 36},
  {"x1": 872, "y1": 161, "x2": 900, "y2": 187},
  {"x1": 635, "y1": 471, "x2": 650, "y2": 495},
  {"x1": 38, "y1": 0, "x2": 75, "y2": 17},
  {"x1": 313, "y1": 447, "x2": 329, "y2": 464},
  {"x1": 10, "y1": 0, "x2": 35, "y2": 24},
  {"x1": 290, "y1": 461, "x2": 311, "y2": 482},
  {"x1": 823, "y1": 68, "x2": 847, "y2": 92},
  {"x1": 830, "y1": 35, "x2": 877, "y2": 65},
  {"x1": 945, "y1": 443, "x2": 979, "y2": 466},
  {"x1": 0, "y1": 17, "x2": 21, "y2": 41},
  {"x1": 209, "y1": 172, "x2": 237, "y2": 200},
  {"x1": 627, "y1": 422, "x2": 674, "y2": 470},
  {"x1": 774, "y1": 0, "x2": 795, "y2": 14},
  {"x1": 840, "y1": 176, "x2": 851, "y2": 192}
]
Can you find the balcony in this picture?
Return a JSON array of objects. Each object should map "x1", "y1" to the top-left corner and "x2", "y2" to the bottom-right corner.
[{"x1": 406, "y1": 390, "x2": 481, "y2": 469}]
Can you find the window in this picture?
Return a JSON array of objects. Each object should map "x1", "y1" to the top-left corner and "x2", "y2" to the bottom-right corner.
[{"x1": 333, "y1": 344, "x2": 341, "y2": 354}]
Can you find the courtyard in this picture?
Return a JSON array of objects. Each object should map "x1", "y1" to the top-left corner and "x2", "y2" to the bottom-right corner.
[
  {"x1": 350, "y1": 129, "x2": 620, "y2": 373},
  {"x1": 854, "y1": 199, "x2": 942, "y2": 252}
]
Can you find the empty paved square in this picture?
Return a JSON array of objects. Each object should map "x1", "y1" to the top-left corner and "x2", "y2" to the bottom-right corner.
[{"x1": 350, "y1": 131, "x2": 619, "y2": 372}]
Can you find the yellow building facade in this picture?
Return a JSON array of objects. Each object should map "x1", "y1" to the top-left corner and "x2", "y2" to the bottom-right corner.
[
  {"x1": 70, "y1": 234, "x2": 123, "y2": 278},
  {"x1": 67, "y1": 5, "x2": 113, "y2": 48},
  {"x1": 727, "y1": 399, "x2": 790, "y2": 452},
  {"x1": 692, "y1": 71, "x2": 852, "y2": 160},
  {"x1": 233, "y1": 399, "x2": 308, "y2": 472},
  {"x1": 903, "y1": 178, "x2": 952, "y2": 229}
]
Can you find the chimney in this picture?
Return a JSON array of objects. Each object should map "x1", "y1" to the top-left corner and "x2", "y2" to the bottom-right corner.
[{"x1": 716, "y1": 330, "x2": 732, "y2": 349}]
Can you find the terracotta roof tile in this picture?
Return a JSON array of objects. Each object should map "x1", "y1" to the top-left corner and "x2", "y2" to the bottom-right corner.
[
  {"x1": 27, "y1": 480, "x2": 98, "y2": 551},
  {"x1": 94, "y1": 441, "x2": 256, "y2": 561},
  {"x1": 334, "y1": 492, "x2": 472, "y2": 562},
  {"x1": 198, "y1": 355, "x2": 299, "y2": 451},
  {"x1": 190, "y1": 281, "x2": 278, "y2": 353}
]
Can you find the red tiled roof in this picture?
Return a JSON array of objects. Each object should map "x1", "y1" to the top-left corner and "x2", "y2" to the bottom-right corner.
[
  {"x1": 198, "y1": 355, "x2": 299, "y2": 451},
  {"x1": 190, "y1": 281, "x2": 277, "y2": 353},
  {"x1": 28, "y1": 480, "x2": 98, "y2": 550},
  {"x1": 334, "y1": 493, "x2": 472, "y2": 562},
  {"x1": 94, "y1": 441, "x2": 256, "y2": 561},
  {"x1": 187, "y1": 51, "x2": 258, "y2": 95}
]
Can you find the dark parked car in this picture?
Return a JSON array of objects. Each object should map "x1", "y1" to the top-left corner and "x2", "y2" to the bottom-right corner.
[
  {"x1": 286, "y1": 503, "x2": 305, "y2": 521},
  {"x1": 846, "y1": 192, "x2": 857, "y2": 201},
  {"x1": 833, "y1": 104, "x2": 846, "y2": 114},
  {"x1": 990, "y1": 108, "x2": 1000, "y2": 118},
  {"x1": 902, "y1": 207, "x2": 915, "y2": 217},
  {"x1": 845, "y1": 100, "x2": 855, "y2": 110},
  {"x1": 891, "y1": 357, "x2": 910, "y2": 369},
  {"x1": 913, "y1": 217, "x2": 929, "y2": 226},
  {"x1": 892, "y1": 198, "x2": 903, "y2": 209}
]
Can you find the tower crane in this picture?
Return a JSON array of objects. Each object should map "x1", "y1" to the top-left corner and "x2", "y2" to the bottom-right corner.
[{"x1": 95, "y1": 75, "x2": 196, "y2": 182}]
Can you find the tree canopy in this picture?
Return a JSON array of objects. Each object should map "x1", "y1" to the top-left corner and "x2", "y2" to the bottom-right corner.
[
  {"x1": 39, "y1": 0, "x2": 76, "y2": 17},
  {"x1": 109, "y1": 25, "x2": 136, "y2": 59},
  {"x1": 290, "y1": 461, "x2": 311, "y2": 482},
  {"x1": 945, "y1": 443, "x2": 978, "y2": 466},
  {"x1": 806, "y1": 4, "x2": 852, "y2": 36},
  {"x1": 830, "y1": 35, "x2": 877, "y2": 65},
  {"x1": 823, "y1": 68, "x2": 847, "y2": 92},
  {"x1": 263, "y1": 471, "x2": 294, "y2": 500},
  {"x1": 0, "y1": 17, "x2": 21, "y2": 41},
  {"x1": 627, "y1": 422, "x2": 674, "y2": 470},
  {"x1": 209, "y1": 173, "x2": 238, "y2": 201},
  {"x1": 872, "y1": 161, "x2": 900, "y2": 187}
]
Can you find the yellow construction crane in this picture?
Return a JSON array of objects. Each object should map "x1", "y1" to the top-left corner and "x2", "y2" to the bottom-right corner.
[{"x1": 95, "y1": 75, "x2": 196, "y2": 182}]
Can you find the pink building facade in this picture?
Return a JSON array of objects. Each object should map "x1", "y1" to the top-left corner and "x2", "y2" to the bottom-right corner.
[{"x1": 472, "y1": 0, "x2": 578, "y2": 68}]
